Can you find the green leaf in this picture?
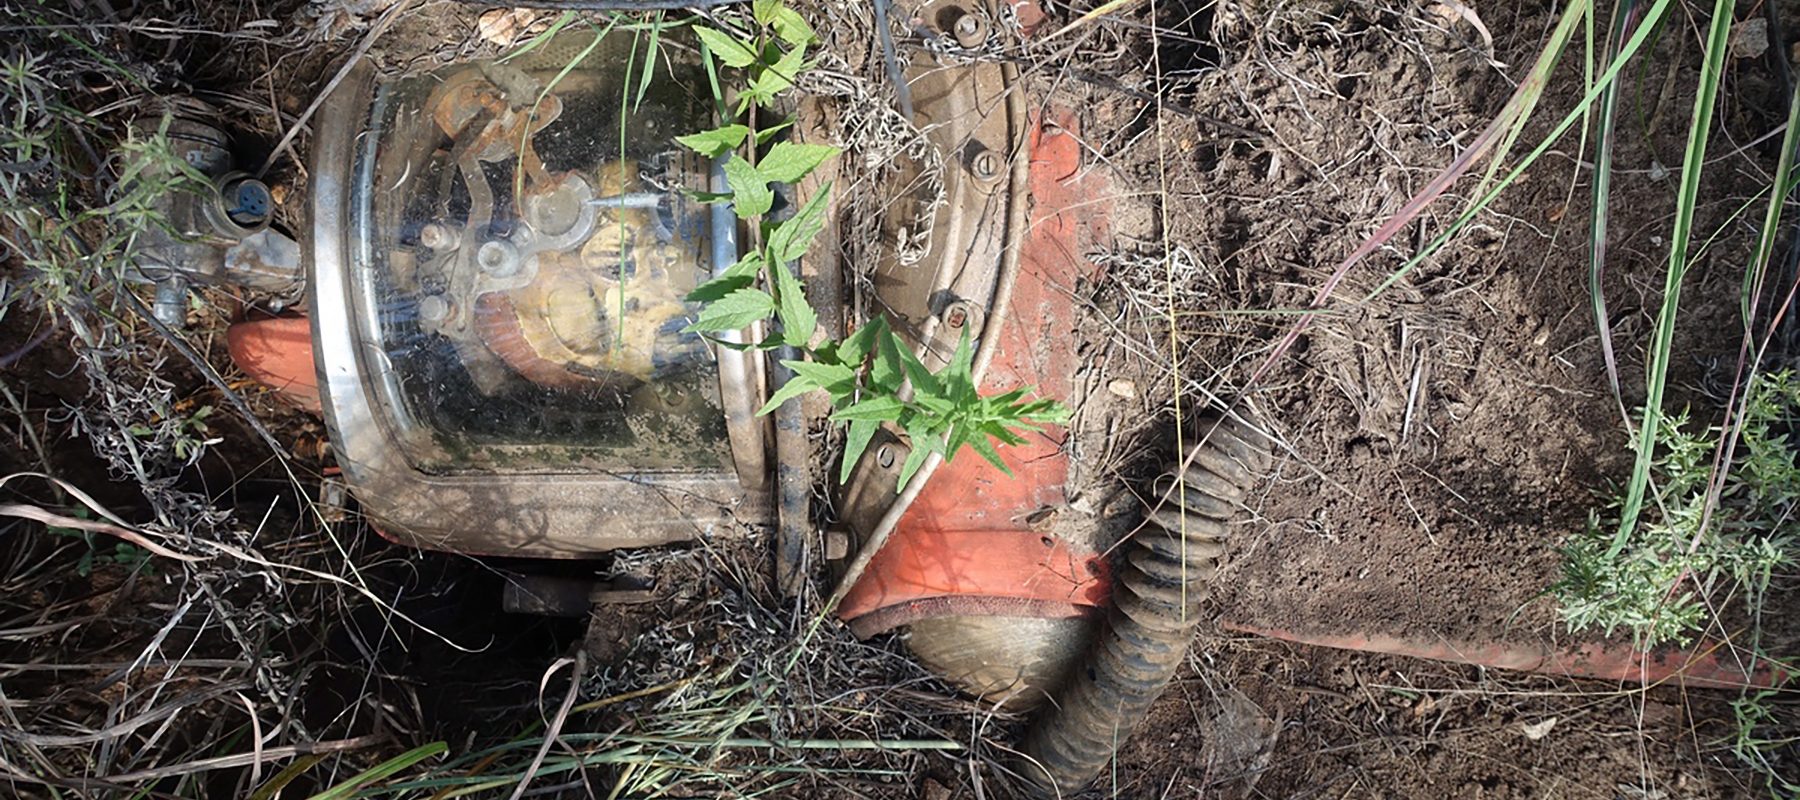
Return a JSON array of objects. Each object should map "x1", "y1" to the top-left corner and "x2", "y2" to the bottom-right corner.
[
  {"x1": 694, "y1": 26, "x2": 758, "y2": 68},
  {"x1": 912, "y1": 393, "x2": 955, "y2": 418},
  {"x1": 767, "y1": 182, "x2": 832, "y2": 265},
  {"x1": 756, "y1": 370, "x2": 820, "y2": 416},
  {"x1": 785, "y1": 359, "x2": 857, "y2": 395},
  {"x1": 635, "y1": 17, "x2": 663, "y2": 110},
  {"x1": 942, "y1": 329, "x2": 977, "y2": 404},
  {"x1": 840, "y1": 418, "x2": 879, "y2": 484},
  {"x1": 756, "y1": 118, "x2": 796, "y2": 145},
  {"x1": 684, "y1": 189, "x2": 734, "y2": 204},
  {"x1": 675, "y1": 124, "x2": 751, "y2": 158},
  {"x1": 897, "y1": 418, "x2": 939, "y2": 489},
  {"x1": 870, "y1": 327, "x2": 905, "y2": 393},
  {"x1": 309, "y1": 742, "x2": 449, "y2": 800},
  {"x1": 687, "y1": 251, "x2": 764, "y2": 303},
  {"x1": 758, "y1": 359, "x2": 856, "y2": 415},
  {"x1": 770, "y1": 258, "x2": 817, "y2": 347},
  {"x1": 750, "y1": 41, "x2": 808, "y2": 102},
  {"x1": 758, "y1": 141, "x2": 836, "y2": 184},
  {"x1": 753, "y1": 0, "x2": 783, "y2": 25},
  {"x1": 967, "y1": 433, "x2": 1012, "y2": 476},
  {"x1": 839, "y1": 316, "x2": 887, "y2": 365},
  {"x1": 772, "y1": 6, "x2": 815, "y2": 47},
  {"x1": 684, "y1": 287, "x2": 775, "y2": 333},
  {"x1": 832, "y1": 395, "x2": 905, "y2": 423},
  {"x1": 890, "y1": 330, "x2": 941, "y2": 398},
  {"x1": 722, "y1": 155, "x2": 773, "y2": 218}
]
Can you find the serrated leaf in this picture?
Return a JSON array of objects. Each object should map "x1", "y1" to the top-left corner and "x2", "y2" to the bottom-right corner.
[
  {"x1": 756, "y1": 370, "x2": 820, "y2": 415},
  {"x1": 896, "y1": 418, "x2": 939, "y2": 489},
  {"x1": 684, "y1": 287, "x2": 775, "y2": 333},
  {"x1": 694, "y1": 26, "x2": 757, "y2": 68},
  {"x1": 675, "y1": 124, "x2": 751, "y2": 158},
  {"x1": 755, "y1": 118, "x2": 795, "y2": 145},
  {"x1": 871, "y1": 327, "x2": 905, "y2": 393},
  {"x1": 745, "y1": 43, "x2": 807, "y2": 107},
  {"x1": 832, "y1": 395, "x2": 905, "y2": 423},
  {"x1": 687, "y1": 251, "x2": 763, "y2": 303},
  {"x1": 913, "y1": 393, "x2": 955, "y2": 417},
  {"x1": 770, "y1": 258, "x2": 817, "y2": 347},
  {"x1": 968, "y1": 433, "x2": 1013, "y2": 476},
  {"x1": 840, "y1": 418, "x2": 879, "y2": 484},
  {"x1": 943, "y1": 328, "x2": 977, "y2": 404},
  {"x1": 767, "y1": 182, "x2": 832, "y2": 264},
  {"x1": 944, "y1": 423, "x2": 972, "y2": 461},
  {"x1": 773, "y1": 6, "x2": 815, "y2": 46},
  {"x1": 757, "y1": 141, "x2": 836, "y2": 184},
  {"x1": 839, "y1": 316, "x2": 887, "y2": 365},
  {"x1": 721, "y1": 155, "x2": 772, "y2": 218},
  {"x1": 890, "y1": 330, "x2": 941, "y2": 398},
  {"x1": 785, "y1": 359, "x2": 856, "y2": 394},
  {"x1": 753, "y1": 0, "x2": 783, "y2": 25}
]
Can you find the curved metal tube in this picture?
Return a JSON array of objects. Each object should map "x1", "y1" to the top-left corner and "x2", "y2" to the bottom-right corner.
[{"x1": 1018, "y1": 416, "x2": 1270, "y2": 796}]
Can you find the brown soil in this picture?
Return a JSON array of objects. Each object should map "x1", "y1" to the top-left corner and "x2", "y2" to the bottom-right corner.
[
  {"x1": 1048, "y1": 0, "x2": 1798, "y2": 796},
  {"x1": 1068, "y1": 2, "x2": 1795, "y2": 652},
  {"x1": 9, "y1": 1, "x2": 1796, "y2": 797},
  {"x1": 1117, "y1": 638, "x2": 1756, "y2": 799}
]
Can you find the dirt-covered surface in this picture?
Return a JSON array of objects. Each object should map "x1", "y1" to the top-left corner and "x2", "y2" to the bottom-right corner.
[
  {"x1": 1066, "y1": 1, "x2": 1796, "y2": 650},
  {"x1": 1117, "y1": 640, "x2": 1757, "y2": 799},
  {"x1": 1053, "y1": 0, "x2": 1798, "y2": 795},
  {"x1": 4, "y1": 0, "x2": 1798, "y2": 798}
]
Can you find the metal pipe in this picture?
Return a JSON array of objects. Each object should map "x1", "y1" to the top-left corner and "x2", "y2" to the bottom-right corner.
[
  {"x1": 1221, "y1": 622, "x2": 1796, "y2": 690},
  {"x1": 771, "y1": 345, "x2": 809, "y2": 598},
  {"x1": 711, "y1": 158, "x2": 771, "y2": 491}
]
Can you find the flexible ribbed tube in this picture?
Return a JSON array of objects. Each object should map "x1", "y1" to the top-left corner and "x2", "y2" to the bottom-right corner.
[{"x1": 1019, "y1": 415, "x2": 1269, "y2": 796}]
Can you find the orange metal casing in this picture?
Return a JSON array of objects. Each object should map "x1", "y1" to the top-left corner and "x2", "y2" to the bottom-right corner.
[
  {"x1": 838, "y1": 109, "x2": 1117, "y2": 631},
  {"x1": 226, "y1": 315, "x2": 323, "y2": 413}
]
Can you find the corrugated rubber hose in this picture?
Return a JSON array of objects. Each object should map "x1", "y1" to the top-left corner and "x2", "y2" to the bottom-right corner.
[{"x1": 1019, "y1": 415, "x2": 1270, "y2": 796}]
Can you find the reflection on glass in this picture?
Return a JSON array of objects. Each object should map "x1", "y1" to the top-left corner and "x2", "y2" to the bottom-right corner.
[{"x1": 356, "y1": 34, "x2": 730, "y2": 473}]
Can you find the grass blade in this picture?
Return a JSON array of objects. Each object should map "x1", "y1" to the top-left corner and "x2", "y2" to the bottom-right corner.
[
  {"x1": 1610, "y1": 0, "x2": 1737, "y2": 557},
  {"x1": 1241, "y1": 0, "x2": 1598, "y2": 390},
  {"x1": 1589, "y1": 0, "x2": 1644, "y2": 424},
  {"x1": 306, "y1": 742, "x2": 447, "y2": 800}
]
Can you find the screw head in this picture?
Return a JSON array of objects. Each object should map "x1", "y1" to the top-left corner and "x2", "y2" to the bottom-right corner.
[
  {"x1": 971, "y1": 150, "x2": 1000, "y2": 180},
  {"x1": 952, "y1": 12, "x2": 986, "y2": 47},
  {"x1": 419, "y1": 222, "x2": 454, "y2": 251},
  {"x1": 876, "y1": 444, "x2": 896, "y2": 469},
  {"x1": 418, "y1": 294, "x2": 452, "y2": 323},
  {"x1": 476, "y1": 240, "x2": 521, "y2": 277}
]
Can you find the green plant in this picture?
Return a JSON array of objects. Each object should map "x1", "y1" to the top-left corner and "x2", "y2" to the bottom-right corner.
[
  {"x1": 1554, "y1": 371, "x2": 1799, "y2": 647},
  {"x1": 677, "y1": 0, "x2": 1067, "y2": 488},
  {"x1": 1729, "y1": 690, "x2": 1800, "y2": 800}
]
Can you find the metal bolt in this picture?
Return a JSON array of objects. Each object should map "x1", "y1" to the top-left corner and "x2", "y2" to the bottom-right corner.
[
  {"x1": 824, "y1": 529, "x2": 851, "y2": 561},
  {"x1": 419, "y1": 222, "x2": 455, "y2": 251},
  {"x1": 418, "y1": 294, "x2": 452, "y2": 324},
  {"x1": 970, "y1": 150, "x2": 1000, "y2": 181},
  {"x1": 477, "y1": 240, "x2": 521, "y2": 277},
  {"x1": 952, "y1": 11, "x2": 987, "y2": 48},
  {"x1": 876, "y1": 444, "x2": 896, "y2": 469},
  {"x1": 943, "y1": 300, "x2": 982, "y2": 335}
]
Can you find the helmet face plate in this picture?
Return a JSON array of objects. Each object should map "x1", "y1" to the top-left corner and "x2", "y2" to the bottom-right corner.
[{"x1": 307, "y1": 36, "x2": 767, "y2": 557}]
